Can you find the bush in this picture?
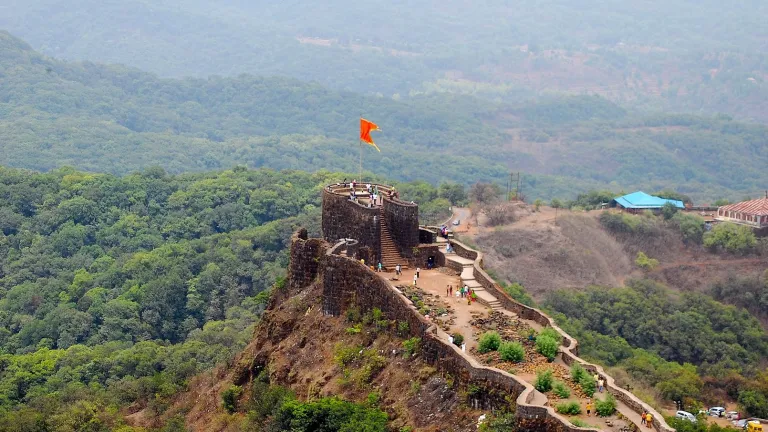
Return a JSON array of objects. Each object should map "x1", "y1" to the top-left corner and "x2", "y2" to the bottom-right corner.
[
  {"x1": 594, "y1": 394, "x2": 617, "y2": 416},
  {"x1": 580, "y1": 374, "x2": 596, "y2": 397},
  {"x1": 498, "y1": 341, "x2": 525, "y2": 363},
  {"x1": 535, "y1": 335, "x2": 559, "y2": 361},
  {"x1": 553, "y1": 381, "x2": 571, "y2": 398},
  {"x1": 539, "y1": 327, "x2": 561, "y2": 341},
  {"x1": 402, "y1": 337, "x2": 421, "y2": 357},
  {"x1": 535, "y1": 369, "x2": 554, "y2": 392},
  {"x1": 635, "y1": 251, "x2": 659, "y2": 271},
  {"x1": 555, "y1": 401, "x2": 582, "y2": 415},
  {"x1": 704, "y1": 223, "x2": 757, "y2": 254},
  {"x1": 452, "y1": 333, "x2": 464, "y2": 347},
  {"x1": 570, "y1": 363, "x2": 587, "y2": 382},
  {"x1": 222, "y1": 385, "x2": 243, "y2": 413},
  {"x1": 478, "y1": 331, "x2": 502, "y2": 353}
]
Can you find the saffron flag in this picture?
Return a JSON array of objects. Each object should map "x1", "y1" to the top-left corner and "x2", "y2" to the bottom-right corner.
[{"x1": 360, "y1": 118, "x2": 381, "y2": 152}]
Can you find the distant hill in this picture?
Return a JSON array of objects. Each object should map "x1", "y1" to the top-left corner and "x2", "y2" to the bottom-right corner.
[
  {"x1": 2, "y1": 0, "x2": 768, "y2": 120},
  {"x1": 1, "y1": 31, "x2": 768, "y2": 202}
]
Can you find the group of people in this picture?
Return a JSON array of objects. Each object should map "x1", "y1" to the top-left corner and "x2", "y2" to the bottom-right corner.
[
  {"x1": 446, "y1": 284, "x2": 477, "y2": 305},
  {"x1": 640, "y1": 411, "x2": 654, "y2": 428},
  {"x1": 340, "y1": 179, "x2": 394, "y2": 207}
]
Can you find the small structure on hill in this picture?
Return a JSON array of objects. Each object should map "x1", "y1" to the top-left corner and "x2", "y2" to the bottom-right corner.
[
  {"x1": 716, "y1": 193, "x2": 768, "y2": 229},
  {"x1": 611, "y1": 191, "x2": 684, "y2": 213}
]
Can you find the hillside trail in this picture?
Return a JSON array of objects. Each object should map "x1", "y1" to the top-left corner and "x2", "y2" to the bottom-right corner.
[{"x1": 439, "y1": 208, "x2": 642, "y2": 431}]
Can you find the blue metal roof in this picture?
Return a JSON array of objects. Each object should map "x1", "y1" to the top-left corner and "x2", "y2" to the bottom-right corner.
[{"x1": 613, "y1": 191, "x2": 684, "y2": 209}]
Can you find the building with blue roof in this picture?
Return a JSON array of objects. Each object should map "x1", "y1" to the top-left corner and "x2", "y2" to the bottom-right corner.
[{"x1": 612, "y1": 191, "x2": 685, "y2": 212}]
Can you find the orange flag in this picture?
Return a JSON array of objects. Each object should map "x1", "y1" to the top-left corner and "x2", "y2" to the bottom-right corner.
[{"x1": 360, "y1": 118, "x2": 381, "y2": 152}]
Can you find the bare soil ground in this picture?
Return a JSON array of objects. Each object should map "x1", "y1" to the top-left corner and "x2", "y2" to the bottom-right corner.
[{"x1": 467, "y1": 206, "x2": 767, "y2": 301}]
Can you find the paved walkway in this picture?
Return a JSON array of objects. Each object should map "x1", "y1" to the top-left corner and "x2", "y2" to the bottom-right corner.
[{"x1": 427, "y1": 221, "x2": 645, "y2": 431}]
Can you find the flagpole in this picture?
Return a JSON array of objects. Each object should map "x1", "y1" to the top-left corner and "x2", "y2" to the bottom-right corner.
[{"x1": 359, "y1": 139, "x2": 363, "y2": 182}]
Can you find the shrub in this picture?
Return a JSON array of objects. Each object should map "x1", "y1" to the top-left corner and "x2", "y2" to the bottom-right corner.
[
  {"x1": 534, "y1": 369, "x2": 554, "y2": 392},
  {"x1": 402, "y1": 337, "x2": 421, "y2": 357},
  {"x1": 498, "y1": 341, "x2": 525, "y2": 363},
  {"x1": 555, "y1": 401, "x2": 582, "y2": 415},
  {"x1": 553, "y1": 381, "x2": 571, "y2": 398},
  {"x1": 397, "y1": 320, "x2": 409, "y2": 337},
  {"x1": 570, "y1": 419, "x2": 597, "y2": 429},
  {"x1": 594, "y1": 394, "x2": 617, "y2": 416},
  {"x1": 535, "y1": 335, "x2": 559, "y2": 361},
  {"x1": 452, "y1": 333, "x2": 464, "y2": 347},
  {"x1": 635, "y1": 251, "x2": 659, "y2": 270},
  {"x1": 570, "y1": 363, "x2": 587, "y2": 382},
  {"x1": 704, "y1": 223, "x2": 757, "y2": 254},
  {"x1": 502, "y1": 282, "x2": 535, "y2": 306},
  {"x1": 539, "y1": 327, "x2": 561, "y2": 341},
  {"x1": 580, "y1": 374, "x2": 596, "y2": 397},
  {"x1": 222, "y1": 385, "x2": 242, "y2": 413},
  {"x1": 478, "y1": 331, "x2": 502, "y2": 353}
]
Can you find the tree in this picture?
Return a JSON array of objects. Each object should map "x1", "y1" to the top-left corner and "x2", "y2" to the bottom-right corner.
[
  {"x1": 550, "y1": 198, "x2": 563, "y2": 209},
  {"x1": 438, "y1": 183, "x2": 468, "y2": 206},
  {"x1": 469, "y1": 183, "x2": 502, "y2": 206},
  {"x1": 703, "y1": 223, "x2": 757, "y2": 254},
  {"x1": 661, "y1": 202, "x2": 679, "y2": 220}
]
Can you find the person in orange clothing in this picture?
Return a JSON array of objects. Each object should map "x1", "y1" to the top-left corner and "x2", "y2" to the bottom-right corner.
[{"x1": 585, "y1": 401, "x2": 593, "y2": 416}]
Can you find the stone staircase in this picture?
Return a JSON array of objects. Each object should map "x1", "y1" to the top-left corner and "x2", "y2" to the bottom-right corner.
[
  {"x1": 380, "y1": 209, "x2": 408, "y2": 270},
  {"x1": 443, "y1": 247, "x2": 504, "y2": 311}
]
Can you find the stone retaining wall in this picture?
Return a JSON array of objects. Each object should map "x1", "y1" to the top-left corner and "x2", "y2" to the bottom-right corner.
[
  {"x1": 449, "y1": 238, "x2": 674, "y2": 432},
  {"x1": 290, "y1": 230, "x2": 595, "y2": 432}
]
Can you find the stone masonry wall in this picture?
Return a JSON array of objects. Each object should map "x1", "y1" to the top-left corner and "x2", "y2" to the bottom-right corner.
[
  {"x1": 382, "y1": 197, "x2": 419, "y2": 257},
  {"x1": 300, "y1": 232, "x2": 593, "y2": 432},
  {"x1": 449, "y1": 238, "x2": 675, "y2": 432},
  {"x1": 321, "y1": 188, "x2": 381, "y2": 262}
]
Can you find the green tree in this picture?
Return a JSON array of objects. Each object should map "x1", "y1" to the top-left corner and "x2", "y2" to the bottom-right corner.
[{"x1": 703, "y1": 223, "x2": 756, "y2": 254}]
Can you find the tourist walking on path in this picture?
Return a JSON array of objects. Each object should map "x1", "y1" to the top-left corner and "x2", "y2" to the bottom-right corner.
[
  {"x1": 395, "y1": 264, "x2": 401, "y2": 276},
  {"x1": 446, "y1": 285, "x2": 450, "y2": 297},
  {"x1": 416, "y1": 267, "x2": 420, "y2": 278},
  {"x1": 377, "y1": 262, "x2": 382, "y2": 272},
  {"x1": 413, "y1": 273, "x2": 418, "y2": 286},
  {"x1": 645, "y1": 413, "x2": 653, "y2": 428},
  {"x1": 598, "y1": 378, "x2": 604, "y2": 393},
  {"x1": 449, "y1": 285, "x2": 453, "y2": 296},
  {"x1": 641, "y1": 411, "x2": 647, "y2": 426},
  {"x1": 586, "y1": 401, "x2": 592, "y2": 417}
]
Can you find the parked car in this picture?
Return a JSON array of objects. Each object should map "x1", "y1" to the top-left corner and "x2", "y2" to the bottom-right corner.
[
  {"x1": 676, "y1": 411, "x2": 698, "y2": 423},
  {"x1": 726, "y1": 411, "x2": 740, "y2": 420},
  {"x1": 709, "y1": 407, "x2": 726, "y2": 417}
]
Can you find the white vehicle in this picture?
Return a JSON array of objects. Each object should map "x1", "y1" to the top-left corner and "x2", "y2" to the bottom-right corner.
[
  {"x1": 452, "y1": 219, "x2": 460, "y2": 226},
  {"x1": 726, "y1": 411, "x2": 740, "y2": 420},
  {"x1": 676, "y1": 411, "x2": 697, "y2": 423},
  {"x1": 709, "y1": 407, "x2": 726, "y2": 417}
]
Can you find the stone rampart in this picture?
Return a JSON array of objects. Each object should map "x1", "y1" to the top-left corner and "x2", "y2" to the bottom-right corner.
[
  {"x1": 321, "y1": 188, "x2": 381, "y2": 261},
  {"x1": 448, "y1": 238, "x2": 674, "y2": 432},
  {"x1": 291, "y1": 231, "x2": 593, "y2": 432},
  {"x1": 382, "y1": 197, "x2": 419, "y2": 257}
]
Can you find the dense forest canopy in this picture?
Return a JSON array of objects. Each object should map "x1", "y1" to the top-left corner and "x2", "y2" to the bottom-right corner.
[
  {"x1": 0, "y1": 165, "x2": 453, "y2": 427},
  {"x1": 1, "y1": 31, "x2": 768, "y2": 203},
  {"x1": 2, "y1": 1, "x2": 767, "y2": 120}
]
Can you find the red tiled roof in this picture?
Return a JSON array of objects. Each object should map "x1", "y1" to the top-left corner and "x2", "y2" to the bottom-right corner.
[{"x1": 718, "y1": 198, "x2": 768, "y2": 216}]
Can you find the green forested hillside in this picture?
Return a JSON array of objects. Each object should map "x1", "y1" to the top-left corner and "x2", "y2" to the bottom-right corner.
[
  {"x1": 0, "y1": 165, "x2": 456, "y2": 428},
  {"x1": 2, "y1": 31, "x2": 768, "y2": 202},
  {"x1": 3, "y1": 1, "x2": 768, "y2": 120},
  {"x1": 0, "y1": 166, "x2": 320, "y2": 427}
]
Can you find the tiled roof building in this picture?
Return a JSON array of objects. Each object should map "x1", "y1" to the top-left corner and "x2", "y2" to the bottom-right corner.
[{"x1": 716, "y1": 195, "x2": 768, "y2": 228}]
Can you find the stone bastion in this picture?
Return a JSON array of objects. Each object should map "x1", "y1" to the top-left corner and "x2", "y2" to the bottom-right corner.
[{"x1": 321, "y1": 183, "x2": 419, "y2": 264}]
